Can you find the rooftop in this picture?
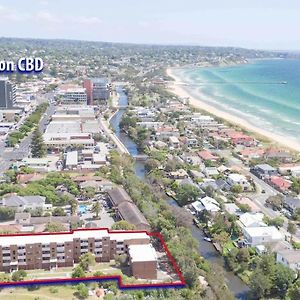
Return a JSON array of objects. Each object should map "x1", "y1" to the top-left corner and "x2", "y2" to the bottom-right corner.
[
  {"x1": 0, "y1": 229, "x2": 150, "y2": 247},
  {"x1": 129, "y1": 244, "x2": 157, "y2": 262}
]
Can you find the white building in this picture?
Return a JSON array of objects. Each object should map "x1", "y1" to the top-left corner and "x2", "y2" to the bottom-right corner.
[
  {"x1": 243, "y1": 226, "x2": 283, "y2": 246},
  {"x1": 190, "y1": 197, "x2": 220, "y2": 214},
  {"x1": 227, "y1": 173, "x2": 251, "y2": 191},
  {"x1": 238, "y1": 212, "x2": 267, "y2": 228},
  {"x1": 57, "y1": 85, "x2": 87, "y2": 105}
]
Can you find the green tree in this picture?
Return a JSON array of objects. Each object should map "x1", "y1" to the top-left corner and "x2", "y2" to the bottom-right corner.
[
  {"x1": 176, "y1": 184, "x2": 201, "y2": 206},
  {"x1": 69, "y1": 199, "x2": 78, "y2": 215},
  {"x1": 230, "y1": 184, "x2": 243, "y2": 194},
  {"x1": 75, "y1": 283, "x2": 89, "y2": 299},
  {"x1": 145, "y1": 159, "x2": 160, "y2": 172},
  {"x1": 236, "y1": 248, "x2": 250, "y2": 263},
  {"x1": 31, "y1": 128, "x2": 46, "y2": 158},
  {"x1": 91, "y1": 201, "x2": 101, "y2": 219},
  {"x1": 287, "y1": 278, "x2": 300, "y2": 300},
  {"x1": 111, "y1": 220, "x2": 136, "y2": 230},
  {"x1": 249, "y1": 268, "x2": 272, "y2": 299},
  {"x1": 79, "y1": 252, "x2": 96, "y2": 272},
  {"x1": 12, "y1": 269, "x2": 27, "y2": 281},
  {"x1": 72, "y1": 266, "x2": 85, "y2": 278},
  {"x1": 212, "y1": 231, "x2": 230, "y2": 252},
  {"x1": 266, "y1": 194, "x2": 283, "y2": 211},
  {"x1": 273, "y1": 263, "x2": 294, "y2": 296},
  {"x1": 82, "y1": 187, "x2": 96, "y2": 199},
  {"x1": 52, "y1": 207, "x2": 66, "y2": 216},
  {"x1": 288, "y1": 221, "x2": 297, "y2": 242}
]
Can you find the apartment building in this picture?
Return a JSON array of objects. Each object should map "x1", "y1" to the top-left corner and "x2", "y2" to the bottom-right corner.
[
  {"x1": 0, "y1": 229, "x2": 157, "y2": 280},
  {"x1": 57, "y1": 85, "x2": 87, "y2": 105},
  {"x1": 84, "y1": 78, "x2": 111, "y2": 105}
]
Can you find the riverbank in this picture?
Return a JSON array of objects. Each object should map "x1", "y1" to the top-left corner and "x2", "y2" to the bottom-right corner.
[
  {"x1": 166, "y1": 67, "x2": 300, "y2": 153},
  {"x1": 110, "y1": 87, "x2": 250, "y2": 299}
]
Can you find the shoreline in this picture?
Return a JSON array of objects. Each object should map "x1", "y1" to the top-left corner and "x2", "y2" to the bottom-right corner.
[{"x1": 166, "y1": 67, "x2": 300, "y2": 153}]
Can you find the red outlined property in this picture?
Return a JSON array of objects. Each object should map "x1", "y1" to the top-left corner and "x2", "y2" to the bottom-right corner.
[{"x1": 0, "y1": 228, "x2": 186, "y2": 289}]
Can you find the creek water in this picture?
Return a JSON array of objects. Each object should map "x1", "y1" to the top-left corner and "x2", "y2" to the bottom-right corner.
[{"x1": 109, "y1": 87, "x2": 250, "y2": 299}]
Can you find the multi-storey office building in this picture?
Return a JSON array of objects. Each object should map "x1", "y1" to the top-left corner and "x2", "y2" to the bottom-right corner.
[
  {"x1": 0, "y1": 77, "x2": 17, "y2": 109},
  {"x1": 0, "y1": 229, "x2": 157, "y2": 280},
  {"x1": 57, "y1": 86, "x2": 87, "y2": 105},
  {"x1": 83, "y1": 78, "x2": 111, "y2": 105}
]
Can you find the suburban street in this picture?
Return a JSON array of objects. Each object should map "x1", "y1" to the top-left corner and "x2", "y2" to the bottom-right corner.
[{"x1": 218, "y1": 149, "x2": 300, "y2": 242}]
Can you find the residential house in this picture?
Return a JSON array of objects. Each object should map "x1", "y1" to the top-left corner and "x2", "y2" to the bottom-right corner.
[
  {"x1": 283, "y1": 197, "x2": 300, "y2": 213},
  {"x1": 269, "y1": 176, "x2": 292, "y2": 193},
  {"x1": 228, "y1": 132, "x2": 256, "y2": 147},
  {"x1": 198, "y1": 150, "x2": 218, "y2": 162},
  {"x1": 169, "y1": 136, "x2": 180, "y2": 148},
  {"x1": 227, "y1": 173, "x2": 251, "y2": 191},
  {"x1": 224, "y1": 203, "x2": 243, "y2": 217},
  {"x1": 238, "y1": 212, "x2": 266, "y2": 229},
  {"x1": 264, "y1": 149, "x2": 293, "y2": 163},
  {"x1": 0, "y1": 195, "x2": 51, "y2": 212},
  {"x1": 276, "y1": 249, "x2": 300, "y2": 271},
  {"x1": 190, "y1": 196, "x2": 220, "y2": 215},
  {"x1": 251, "y1": 164, "x2": 277, "y2": 179},
  {"x1": 243, "y1": 226, "x2": 283, "y2": 246}
]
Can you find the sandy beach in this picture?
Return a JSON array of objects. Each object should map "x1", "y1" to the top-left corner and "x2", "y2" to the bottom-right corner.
[{"x1": 166, "y1": 68, "x2": 300, "y2": 153}]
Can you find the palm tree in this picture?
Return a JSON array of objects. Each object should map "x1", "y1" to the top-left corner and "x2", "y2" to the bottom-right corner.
[
  {"x1": 70, "y1": 199, "x2": 78, "y2": 215},
  {"x1": 91, "y1": 202, "x2": 101, "y2": 219}
]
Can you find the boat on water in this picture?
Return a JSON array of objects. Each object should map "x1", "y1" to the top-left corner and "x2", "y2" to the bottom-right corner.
[{"x1": 203, "y1": 237, "x2": 212, "y2": 242}]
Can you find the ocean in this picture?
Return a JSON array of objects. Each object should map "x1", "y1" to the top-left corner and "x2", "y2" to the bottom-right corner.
[{"x1": 173, "y1": 59, "x2": 300, "y2": 142}]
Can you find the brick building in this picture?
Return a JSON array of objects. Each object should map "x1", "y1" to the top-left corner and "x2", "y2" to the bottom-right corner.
[{"x1": 0, "y1": 229, "x2": 157, "y2": 280}]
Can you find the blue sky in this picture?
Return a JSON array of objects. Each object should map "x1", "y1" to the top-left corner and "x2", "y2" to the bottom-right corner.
[{"x1": 0, "y1": 0, "x2": 300, "y2": 50}]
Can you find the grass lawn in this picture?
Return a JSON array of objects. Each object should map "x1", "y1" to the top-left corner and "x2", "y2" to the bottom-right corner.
[
  {"x1": 223, "y1": 241, "x2": 235, "y2": 256},
  {"x1": 0, "y1": 285, "x2": 97, "y2": 300}
]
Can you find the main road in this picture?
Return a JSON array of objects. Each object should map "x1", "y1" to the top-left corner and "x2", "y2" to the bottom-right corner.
[{"x1": 0, "y1": 99, "x2": 55, "y2": 174}]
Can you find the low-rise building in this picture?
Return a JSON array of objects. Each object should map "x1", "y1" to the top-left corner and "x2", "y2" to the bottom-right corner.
[
  {"x1": 276, "y1": 249, "x2": 300, "y2": 271},
  {"x1": 243, "y1": 226, "x2": 283, "y2": 246},
  {"x1": 269, "y1": 176, "x2": 292, "y2": 192},
  {"x1": 0, "y1": 195, "x2": 50, "y2": 212},
  {"x1": 227, "y1": 173, "x2": 251, "y2": 191},
  {"x1": 251, "y1": 164, "x2": 277, "y2": 179}
]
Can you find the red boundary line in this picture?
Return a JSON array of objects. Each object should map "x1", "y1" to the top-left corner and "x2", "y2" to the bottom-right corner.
[{"x1": 0, "y1": 227, "x2": 186, "y2": 289}]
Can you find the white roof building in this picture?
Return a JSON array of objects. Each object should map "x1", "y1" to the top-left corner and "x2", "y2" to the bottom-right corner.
[
  {"x1": 190, "y1": 197, "x2": 220, "y2": 214},
  {"x1": 0, "y1": 229, "x2": 150, "y2": 247},
  {"x1": 128, "y1": 244, "x2": 157, "y2": 262},
  {"x1": 238, "y1": 212, "x2": 267, "y2": 228},
  {"x1": 243, "y1": 226, "x2": 283, "y2": 246},
  {"x1": 66, "y1": 151, "x2": 78, "y2": 168}
]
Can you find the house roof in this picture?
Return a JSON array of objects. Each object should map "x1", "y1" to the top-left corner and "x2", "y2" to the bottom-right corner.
[
  {"x1": 239, "y1": 212, "x2": 266, "y2": 227},
  {"x1": 117, "y1": 201, "x2": 149, "y2": 228},
  {"x1": 107, "y1": 187, "x2": 133, "y2": 206},
  {"x1": 198, "y1": 150, "x2": 218, "y2": 161},
  {"x1": 244, "y1": 226, "x2": 283, "y2": 240},
  {"x1": 270, "y1": 176, "x2": 291, "y2": 190},
  {"x1": 277, "y1": 249, "x2": 300, "y2": 264},
  {"x1": 129, "y1": 244, "x2": 157, "y2": 262},
  {"x1": 284, "y1": 197, "x2": 300, "y2": 210},
  {"x1": 2, "y1": 195, "x2": 45, "y2": 207},
  {"x1": 255, "y1": 164, "x2": 277, "y2": 172}
]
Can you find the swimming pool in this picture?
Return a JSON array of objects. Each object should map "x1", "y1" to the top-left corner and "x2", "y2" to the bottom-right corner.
[{"x1": 79, "y1": 204, "x2": 87, "y2": 214}]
